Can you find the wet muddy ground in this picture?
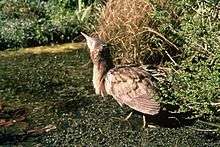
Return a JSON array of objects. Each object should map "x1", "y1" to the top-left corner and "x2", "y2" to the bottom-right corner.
[{"x1": 0, "y1": 44, "x2": 220, "y2": 146}]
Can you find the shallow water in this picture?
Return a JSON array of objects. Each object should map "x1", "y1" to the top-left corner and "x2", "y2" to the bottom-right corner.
[{"x1": 0, "y1": 43, "x2": 219, "y2": 146}]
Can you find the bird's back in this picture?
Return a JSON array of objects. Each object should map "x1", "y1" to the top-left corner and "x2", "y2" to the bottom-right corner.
[{"x1": 104, "y1": 66, "x2": 160, "y2": 115}]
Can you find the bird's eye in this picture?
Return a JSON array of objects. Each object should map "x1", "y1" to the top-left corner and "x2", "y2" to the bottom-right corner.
[{"x1": 102, "y1": 44, "x2": 107, "y2": 47}]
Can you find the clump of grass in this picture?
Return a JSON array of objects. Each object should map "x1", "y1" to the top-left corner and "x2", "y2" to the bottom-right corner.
[
  {"x1": 96, "y1": 0, "x2": 155, "y2": 64},
  {"x1": 95, "y1": 0, "x2": 180, "y2": 65}
]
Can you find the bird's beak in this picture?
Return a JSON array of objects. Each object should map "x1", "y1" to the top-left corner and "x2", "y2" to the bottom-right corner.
[
  {"x1": 81, "y1": 32, "x2": 94, "y2": 51},
  {"x1": 81, "y1": 32, "x2": 90, "y2": 41}
]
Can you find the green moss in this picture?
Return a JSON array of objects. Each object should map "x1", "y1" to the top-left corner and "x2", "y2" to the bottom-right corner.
[{"x1": 0, "y1": 45, "x2": 220, "y2": 146}]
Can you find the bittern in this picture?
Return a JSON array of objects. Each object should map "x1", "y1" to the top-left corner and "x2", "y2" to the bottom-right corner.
[{"x1": 81, "y1": 32, "x2": 160, "y2": 127}]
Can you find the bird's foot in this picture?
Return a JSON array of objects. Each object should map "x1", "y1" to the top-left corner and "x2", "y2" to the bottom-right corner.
[
  {"x1": 148, "y1": 124, "x2": 157, "y2": 128},
  {"x1": 142, "y1": 115, "x2": 157, "y2": 128}
]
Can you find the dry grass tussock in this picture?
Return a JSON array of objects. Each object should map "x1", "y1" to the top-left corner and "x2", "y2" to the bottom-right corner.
[{"x1": 96, "y1": 0, "x2": 171, "y2": 65}]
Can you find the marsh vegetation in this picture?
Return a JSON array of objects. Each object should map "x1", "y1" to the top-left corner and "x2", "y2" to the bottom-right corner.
[{"x1": 0, "y1": 0, "x2": 219, "y2": 146}]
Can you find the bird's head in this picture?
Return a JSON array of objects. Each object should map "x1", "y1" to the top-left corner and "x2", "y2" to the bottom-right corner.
[
  {"x1": 81, "y1": 32, "x2": 106, "y2": 52},
  {"x1": 81, "y1": 32, "x2": 110, "y2": 64}
]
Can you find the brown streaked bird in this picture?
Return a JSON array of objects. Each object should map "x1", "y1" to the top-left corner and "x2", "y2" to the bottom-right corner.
[{"x1": 81, "y1": 32, "x2": 160, "y2": 127}]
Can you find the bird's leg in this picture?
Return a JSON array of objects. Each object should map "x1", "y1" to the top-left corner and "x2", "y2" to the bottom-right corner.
[
  {"x1": 142, "y1": 115, "x2": 146, "y2": 128},
  {"x1": 142, "y1": 115, "x2": 157, "y2": 128},
  {"x1": 124, "y1": 112, "x2": 133, "y2": 121}
]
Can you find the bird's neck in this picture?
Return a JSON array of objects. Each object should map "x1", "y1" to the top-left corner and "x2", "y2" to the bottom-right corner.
[{"x1": 92, "y1": 55, "x2": 114, "y2": 96}]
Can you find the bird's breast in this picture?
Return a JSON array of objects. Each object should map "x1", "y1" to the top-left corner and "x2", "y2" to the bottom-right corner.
[
  {"x1": 92, "y1": 64, "x2": 107, "y2": 96},
  {"x1": 93, "y1": 65, "x2": 101, "y2": 94}
]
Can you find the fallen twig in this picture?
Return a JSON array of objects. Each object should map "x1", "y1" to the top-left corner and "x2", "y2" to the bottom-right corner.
[
  {"x1": 191, "y1": 128, "x2": 218, "y2": 132},
  {"x1": 0, "y1": 107, "x2": 27, "y2": 127},
  {"x1": 0, "y1": 116, "x2": 26, "y2": 127},
  {"x1": 27, "y1": 124, "x2": 56, "y2": 135},
  {"x1": 198, "y1": 120, "x2": 220, "y2": 128}
]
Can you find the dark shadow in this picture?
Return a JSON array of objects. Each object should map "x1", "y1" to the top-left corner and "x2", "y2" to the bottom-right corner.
[
  {"x1": 118, "y1": 102, "x2": 198, "y2": 128},
  {"x1": 129, "y1": 108, "x2": 197, "y2": 128},
  {"x1": 153, "y1": 110, "x2": 197, "y2": 128},
  {"x1": 152, "y1": 103, "x2": 198, "y2": 128}
]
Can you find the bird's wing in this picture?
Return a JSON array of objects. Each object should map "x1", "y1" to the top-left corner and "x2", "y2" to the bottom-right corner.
[{"x1": 105, "y1": 66, "x2": 160, "y2": 115}]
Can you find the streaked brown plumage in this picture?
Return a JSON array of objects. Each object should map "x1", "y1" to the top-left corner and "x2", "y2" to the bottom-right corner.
[{"x1": 81, "y1": 32, "x2": 160, "y2": 126}]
